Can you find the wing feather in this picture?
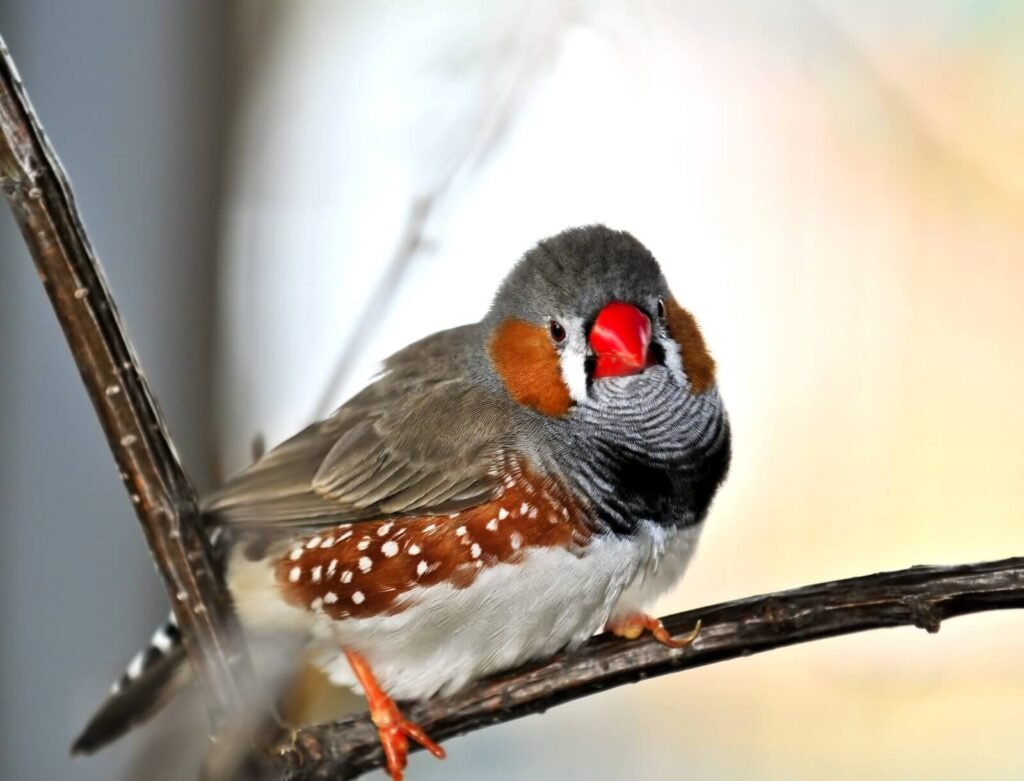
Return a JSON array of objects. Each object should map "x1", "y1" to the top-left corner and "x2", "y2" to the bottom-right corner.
[{"x1": 203, "y1": 326, "x2": 513, "y2": 531}]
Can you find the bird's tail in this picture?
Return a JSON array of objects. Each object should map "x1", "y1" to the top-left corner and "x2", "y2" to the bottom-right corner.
[{"x1": 71, "y1": 613, "x2": 191, "y2": 755}]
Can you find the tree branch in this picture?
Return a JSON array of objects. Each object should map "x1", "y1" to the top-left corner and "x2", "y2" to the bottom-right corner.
[
  {"x1": 0, "y1": 35, "x2": 253, "y2": 735},
  {"x1": 265, "y1": 556, "x2": 1024, "y2": 780}
]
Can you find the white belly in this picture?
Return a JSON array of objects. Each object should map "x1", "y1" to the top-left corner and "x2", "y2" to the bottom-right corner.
[{"x1": 228, "y1": 521, "x2": 703, "y2": 701}]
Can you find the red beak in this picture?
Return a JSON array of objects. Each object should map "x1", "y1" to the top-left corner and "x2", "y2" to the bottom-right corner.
[{"x1": 589, "y1": 301, "x2": 654, "y2": 379}]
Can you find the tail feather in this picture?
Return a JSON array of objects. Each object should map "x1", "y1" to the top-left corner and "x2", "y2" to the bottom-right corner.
[{"x1": 72, "y1": 614, "x2": 191, "y2": 755}]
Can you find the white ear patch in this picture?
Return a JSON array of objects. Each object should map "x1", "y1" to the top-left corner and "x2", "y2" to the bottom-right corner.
[{"x1": 556, "y1": 316, "x2": 589, "y2": 404}]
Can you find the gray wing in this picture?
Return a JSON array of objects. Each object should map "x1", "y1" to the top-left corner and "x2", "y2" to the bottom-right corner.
[{"x1": 203, "y1": 326, "x2": 512, "y2": 531}]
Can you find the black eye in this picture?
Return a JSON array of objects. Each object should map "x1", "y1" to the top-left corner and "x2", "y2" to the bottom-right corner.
[
  {"x1": 549, "y1": 319, "x2": 566, "y2": 343},
  {"x1": 656, "y1": 298, "x2": 666, "y2": 319}
]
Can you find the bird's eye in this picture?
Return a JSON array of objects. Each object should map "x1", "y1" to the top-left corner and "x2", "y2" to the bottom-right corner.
[
  {"x1": 549, "y1": 319, "x2": 566, "y2": 343},
  {"x1": 656, "y1": 298, "x2": 666, "y2": 320}
]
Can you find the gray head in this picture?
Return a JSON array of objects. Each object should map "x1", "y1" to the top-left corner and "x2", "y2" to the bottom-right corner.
[
  {"x1": 487, "y1": 225, "x2": 667, "y2": 328},
  {"x1": 484, "y1": 225, "x2": 717, "y2": 418}
]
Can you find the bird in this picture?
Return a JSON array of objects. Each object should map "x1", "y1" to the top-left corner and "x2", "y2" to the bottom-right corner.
[{"x1": 72, "y1": 224, "x2": 731, "y2": 780}]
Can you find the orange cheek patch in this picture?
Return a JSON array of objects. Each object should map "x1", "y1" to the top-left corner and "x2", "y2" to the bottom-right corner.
[
  {"x1": 488, "y1": 319, "x2": 572, "y2": 416},
  {"x1": 274, "y1": 462, "x2": 591, "y2": 620},
  {"x1": 664, "y1": 298, "x2": 716, "y2": 395}
]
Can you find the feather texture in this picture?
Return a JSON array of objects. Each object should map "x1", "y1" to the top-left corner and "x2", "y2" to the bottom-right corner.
[{"x1": 203, "y1": 326, "x2": 513, "y2": 529}]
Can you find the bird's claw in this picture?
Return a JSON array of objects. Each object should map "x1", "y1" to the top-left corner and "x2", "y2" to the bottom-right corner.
[
  {"x1": 345, "y1": 648, "x2": 445, "y2": 781},
  {"x1": 606, "y1": 613, "x2": 701, "y2": 649},
  {"x1": 371, "y1": 700, "x2": 446, "y2": 781}
]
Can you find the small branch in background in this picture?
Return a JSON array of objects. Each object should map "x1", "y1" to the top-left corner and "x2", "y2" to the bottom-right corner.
[
  {"x1": 0, "y1": 36, "x2": 255, "y2": 737},
  {"x1": 311, "y1": 5, "x2": 574, "y2": 419},
  {"x1": 263, "y1": 557, "x2": 1024, "y2": 780},
  {"x1": 310, "y1": 195, "x2": 434, "y2": 418}
]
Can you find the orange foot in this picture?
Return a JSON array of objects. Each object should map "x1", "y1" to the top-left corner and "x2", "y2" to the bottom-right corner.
[
  {"x1": 344, "y1": 649, "x2": 446, "y2": 781},
  {"x1": 605, "y1": 613, "x2": 702, "y2": 649}
]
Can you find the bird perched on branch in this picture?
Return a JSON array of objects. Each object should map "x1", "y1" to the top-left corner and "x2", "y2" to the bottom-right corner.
[{"x1": 74, "y1": 225, "x2": 731, "y2": 780}]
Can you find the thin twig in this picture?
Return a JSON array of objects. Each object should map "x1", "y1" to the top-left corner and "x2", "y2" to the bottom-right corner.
[
  {"x1": 264, "y1": 556, "x2": 1024, "y2": 780},
  {"x1": 310, "y1": 6, "x2": 574, "y2": 419},
  {"x1": 0, "y1": 35, "x2": 254, "y2": 735}
]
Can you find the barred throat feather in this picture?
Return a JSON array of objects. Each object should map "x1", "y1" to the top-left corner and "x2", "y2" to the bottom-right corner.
[{"x1": 543, "y1": 365, "x2": 730, "y2": 535}]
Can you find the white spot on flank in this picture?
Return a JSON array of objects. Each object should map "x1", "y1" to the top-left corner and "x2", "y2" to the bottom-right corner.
[
  {"x1": 307, "y1": 536, "x2": 322, "y2": 549},
  {"x1": 448, "y1": 512, "x2": 460, "y2": 518},
  {"x1": 416, "y1": 560, "x2": 428, "y2": 577},
  {"x1": 320, "y1": 536, "x2": 335, "y2": 548},
  {"x1": 359, "y1": 556, "x2": 373, "y2": 573},
  {"x1": 408, "y1": 543, "x2": 421, "y2": 556},
  {"x1": 498, "y1": 508, "x2": 509, "y2": 520},
  {"x1": 288, "y1": 566, "x2": 302, "y2": 583},
  {"x1": 510, "y1": 532, "x2": 523, "y2": 551},
  {"x1": 327, "y1": 559, "x2": 338, "y2": 576},
  {"x1": 289, "y1": 548, "x2": 303, "y2": 561},
  {"x1": 338, "y1": 530, "x2": 353, "y2": 541},
  {"x1": 311, "y1": 597, "x2": 323, "y2": 611},
  {"x1": 341, "y1": 570, "x2": 353, "y2": 584},
  {"x1": 424, "y1": 524, "x2": 437, "y2": 533},
  {"x1": 486, "y1": 518, "x2": 498, "y2": 531},
  {"x1": 120, "y1": 434, "x2": 137, "y2": 447},
  {"x1": 471, "y1": 543, "x2": 481, "y2": 559},
  {"x1": 357, "y1": 538, "x2": 371, "y2": 550},
  {"x1": 382, "y1": 540, "x2": 399, "y2": 558},
  {"x1": 105, "y1": 384, "x2": 121, "y2": 396},
  {"x1": 562, "y1": 507, "x2": 569, "y2": 519},
  {"x1": 377, "y1": 522, "x2": 394, "y2": 536},
  {"x1": 311, "y1": 566, "x2": 323, "y2": 583},
  {"x1": 352, "y1": 591, "x2": 365, "y2": 605},
  {"x1": 456, "y1": 526, "x2": 467, "y2": 537},
  {"x1": 324, "y1": 592, "x2": 338, "y2": 604},
  {"x1": 528, "y1": 506, "x2": 538, "y2": 519},
  {"x1": 520, "y1": 503, "x2": 530, "y2": 515}
]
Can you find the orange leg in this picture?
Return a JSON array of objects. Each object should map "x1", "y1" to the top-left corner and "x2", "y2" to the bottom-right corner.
[
  {"x1": 344, "y1": 649, "x2": 445, "y2": 781},
  {"x1": 605, "y1": 613, "x2": 702, "y2": 649}
]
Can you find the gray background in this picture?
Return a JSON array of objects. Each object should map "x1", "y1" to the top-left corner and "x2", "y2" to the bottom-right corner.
[{"x1": 0, "y1": 2, "x2": 226, "y2": 778}]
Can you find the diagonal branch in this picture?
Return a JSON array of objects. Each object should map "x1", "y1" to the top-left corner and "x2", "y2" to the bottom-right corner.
[
  {"x1": 266, "y1": 556, "x2": 1024, "y2": 780},
  {"x1": 0, "y1": 35, "x2": 254, "y2": 735}
]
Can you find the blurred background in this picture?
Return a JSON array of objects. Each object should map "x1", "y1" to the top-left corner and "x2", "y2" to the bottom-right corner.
[{"x1": 1, "y1": 1, "x2": 1023, "y2": 779}]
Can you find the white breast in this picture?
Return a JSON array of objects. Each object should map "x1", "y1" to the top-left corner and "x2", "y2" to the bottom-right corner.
[
  {"x1": 607, "y1": 521, "x2": 703, "y2": 623},
  {"x1": 228, "y1": 521, "x2": 704, "y2": 701}
]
